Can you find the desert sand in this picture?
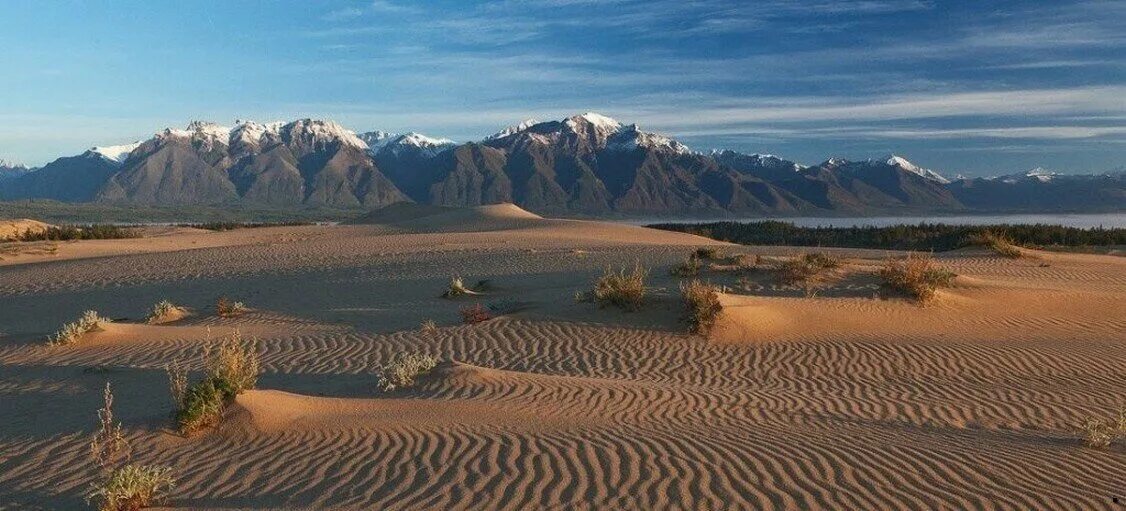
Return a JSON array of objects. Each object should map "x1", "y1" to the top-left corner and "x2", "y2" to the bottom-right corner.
[{"x1": 1, "y1": 205, "x2": 1123, "y2": 510}]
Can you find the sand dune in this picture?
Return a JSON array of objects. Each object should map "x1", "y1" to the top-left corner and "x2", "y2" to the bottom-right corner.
[
  {"x1": 0, "y1": 218, "x2": 51, "y2": 240},
  {"x1": 1, "y1": 212, "x2": 1123, "y2": 510}
]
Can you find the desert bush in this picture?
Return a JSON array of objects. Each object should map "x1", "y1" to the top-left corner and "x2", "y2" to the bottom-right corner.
[
  {"x1": 879, "y1": 253, "x2": 956, "y2": 303},
  {"x1": 377, "y1": 352, "x2": 439, "y2": 391},
  {"x1": 215, "y1": 297, "x2": 246, "y2": 317},
  {"x1": 420, "y1": 319, "x2": 438, "y2": 334},
  {"x1": 774, "y1": 252, "x2": 842, "y2": 285},
  {"x1": 680, "y1": 280, "x2": 723, "y2": 336},
  {"x1": 967, "y1": 231, "x2": 1024, "y2": 258},
  {"x1": 442, "y1": 276, "x2": 485, "y2": 298},
  {"x1": 670, "y1": 255, "x2": 702, "y2": 277},
  {"x1": 592, "y1": 263, "x2": 648, "y2": 311},
  {"x1": 6, "y1": 224, "x2": 138, "y2": 243},
  {"x1": 146, "y1": 300, "x2": 180, "y2": 324},
  {"x1": 85, "y1": 382, "x2": 175, "y2": 511},
  {"x1": 1079, "y1": 408, "x2": 1126, "y2": 449},
  {"x1": 49, "y1": 310, "x2": 110, "y2": 345},
  {"x1": 694, "y1": 247, "x2": 722, "y2": 260},
  {"x1": 86, "y1": 464, "x2": 175, "y2": 511},
  {"x1": 460, "y1": 303, "x2": 493, "y2": 325},
  {"x1": 169, "y1": 330, "x2": 259, "y2": 435}
]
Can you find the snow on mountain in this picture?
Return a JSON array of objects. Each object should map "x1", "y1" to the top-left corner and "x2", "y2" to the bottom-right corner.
[
  {"x1": 486, "y1": 118, "x2": 539, "y2": 141},
  {"x1": 358, "y1": 131, "x2": 397, "y2": 153},
  {"x1": 996, "y1": 167, "x2": 1059, "y2": 184},
  {"x1": 87, "y1": 142, "x2": 142, "y2": 164},
  {"x1": 358, "y1": 131, "x2": 456, "y2": 157},
  {"x1": 710, "y1": 150, "x2": 804, "y2": 171},
  {"x1": 606, "y1": 124, "x2": 690, "y2": 154},
  {"x1": 564, "y1": 112, "x2": 622, "y2": 134},
  {"x1": 882, "y1": 154, "x2": 950, "y2": 184},
  {"x1": 0, "y1": 159, "x2": 29, "y2": 170}
]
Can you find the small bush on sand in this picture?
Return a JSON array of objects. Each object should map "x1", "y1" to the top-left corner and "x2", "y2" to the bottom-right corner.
[
  {"x1": 442, "y1": 277, "x2": 484, "y2": 298},
  {"x1": 680, "y1": 280, "x2": 723, "y2": 336},
  {"x1": 670, "y1": 255, "x2": 702, "y2": 277},
  {"x1": 49, "y1": 310, "x2": 110, "y2": 345},
  {"x1": 879, "y1": 253, "x2": 956, "y2": 303},
  {"x1": 968, "y1": 231, "x2": 1023, "y2": 258},
  {"x1": 460, "y1": 303, "x2": 492, "y2": 325},
  {"x1": 146, "y1": 300, "x2": 180, "y2": 324},
  {"x1": 87, "y1": 464, "x2": 176, "y2": 511},
  {"x1": 774, "y1": 252, "x2": 842, "y2": 285},
  {"x1": 592, "y1": 263, "x2": 648, "y2": 311},
  {"x1": 1079, "y1": 408, "x2": 1126, "y2": 449},
  {"x1": 168, "y1": 330, "x2": 260, "y2": 435},
  {"x1": 377, "y1": 352, "x2": 439, "y2": 391},
  {"x1": 420, "y1": 319, "x2": 438, "y2": 334},
  {"x1": 215, "y1": 297, "x2": 246, "y2": 318},
  {"x1": 86, "y1": 382, "x2": 175, "y2": 511},
  {"x1": 694, "y1": 247, "x2": 722, "y2": 260}
]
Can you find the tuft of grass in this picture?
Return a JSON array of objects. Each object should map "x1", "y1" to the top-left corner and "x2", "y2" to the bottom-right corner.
[
  {"x1": 420, "y1": 319, "x2": 438, "y2": 334},
  {"x1": 670, "y1": 255, "x2": 702, "y2": 277},
  {"x1": 694, "y1": 247, "x2": 722, "y2": 260},
  {"x1": 90, "y1": 383, "x2": 131, "y2": 470},
  {"x1": 1079, "y1": 408, "x2": 1126, "y2": 449},
  {"x1": 442, "y1": 276, "x2": 484, "y2": 298},
  {"x1": 592, "y1": 263, "x2": 648, "y2": 311},
  {"x1": 680, "y1": 280, "x2": 723, "y2": 336},
  {"x1": 146, "y1": 300, "x2": 180, "y2": 324},
  {"x1": 460, "y1": 303, "x2": 493, "y2": 325},
  {"x1": 377, "y1": 352, "x2": 439, "y2": 391},
  {"x1": 86, "y1": 464, "x2": 176, "y2": 511},
  {"x1": 968, "y1": 231, "x2": 1024, "y2": 258},
  {"x1": 879, "y1": 253, "x2": 956, "y2": 303},
  {"x1": 169, "y1": 330, "x2": 260, "y2": 435},
  {"x1": 49, "y1": 310, "x2": 110, "y2": 345},
  {"x1": 215, "y1": 297, "x2": 246, "y2": 318},
  {"x1": 774, "y1": 252, "x2": 842, "y2": 285}
]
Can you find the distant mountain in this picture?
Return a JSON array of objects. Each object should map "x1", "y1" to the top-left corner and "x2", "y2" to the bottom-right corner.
[
  {"x1": 2, "y1": 113, "x2": 1122, "y2": 215},
  {"x1": 0, "y1": 160, "x2": 33, "y2": 181}
]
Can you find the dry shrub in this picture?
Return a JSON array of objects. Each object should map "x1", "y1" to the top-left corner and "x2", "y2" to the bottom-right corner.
[
  {"x1": 376, "y1": 352, "x2": 439, "y2": 391},
  {"x1": 460, "y1": 303, "x2": 492, "y2": 325},
  {"x1": 215, "y1": 297, "x2": 246, "y2": 317},
  {"x1": 670, "y1": 255, "x2": 702, "y2": 277},
  {"x1": 86, "y1": 464, "x2": 175, "y2": 511},
  {"x1": 146, "y1": 300, "x2": 179, "y2": 324},
  {"x1": 774, "y1": 252, "x2": 841, "y2": 285},
  {"x1": 49, "y1": 310, "x2": 110, "y2": 345},
  {"x1": 420, "y1": 319, "x2": 438, "y2": 334},
  {"x1": 694, "y1": 247, "x2": 722, "y2": 260},
  {"x1": 169, "y1": 329, "x2": 260, "y2": 435},
  {"x1": 968, "y1": 231, "x2": 1023, "y2": 258},
  {"x1": 879, "y1": 253, "x2": 956, "y2": 303},
  {"x1": 680, "y1": 280, "x2": 723, "y2": 336},
  {"x1": 592, "y1": 263, "x2": 648, "y2": 311},
  {"x1": 85, "y1": 382, "x2": 175, "y2": 511},
  {"x1": 442, "y1": 276, "x2": 483, "y2": 298},
  {"x1": 1080, "y1": 408, "x2": 1126, "y2": 449}
]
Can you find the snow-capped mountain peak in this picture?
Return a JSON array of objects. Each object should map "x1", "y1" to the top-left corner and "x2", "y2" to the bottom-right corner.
[
  {"x1": 565, "y1": 112, "x2": 622, "y2": 133},
  {"x1": 88, "y1": 142, "x2": 143, "y2": 164},
  {"x1": 398, "y1": 132, "x2": 456, "y2": 148},
  {"x1": 358, "y1": 131, "x2": 455, "y2": 157},
  {"x1": 606, "y1": 124, "x2": 690, "y2": 154},
  {"x1": 0, "y1": 159, "x2": 28, "y2": 169},
  {"x1": 486, "y1": 118, "x2": 540, "y2": 141},
  {"x1": 882, "y1": 154, "x2": 950, "y2": 184}
]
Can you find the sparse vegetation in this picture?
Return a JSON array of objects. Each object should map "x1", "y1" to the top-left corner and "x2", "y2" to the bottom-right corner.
[
  {"x1": 967, "y1": 231, "x2": 1024, "y2": 258},
  {"x1": 591, "y1": 263, "x2": 648, "y2": 311},
  {"x1": 168, "y1": 330, "x2": 260, "y2": 435},
  {"x1": 775, "y1": 252, "x2": 842, "y2": 284},
  {"x1": 49, "y1": 310, "x2": 110, "y2": 345},
  {"x1": 442, "y1": 276, "x2": 480, "y2": 298},
  {"x1": 376, "y1": 352, "x2": 439, "y2": 391},
  {"x1": 670, "y1": 255, "x2": 702, "y2": 277},
  {"x1": 649, "y1": 221, "x2": 1126, "y2": 252},
  {"x1": 694, "y1": 247, "x2": 722, "y2": 260},
  {"x1": 460, "y1": 303, "x2": 493, "y2": 325},
  {"x1": 146, "y1": 300, "x2": 180, "y2": 324},
  {"x1": 3, "y1": 224, "x2": 139, "y2": 243},
  {"x1": 86, "y1": 383, "x2": 175, "y2": 511},
  {"x1": 680, "y1": 280, "x2": 723, "y2": 336},
  {"x1": 420, "y1": 319, "x2": 438, "y2": 334},
  {"x1": 215, "y1": 297, "x2": 247, "y2": 318},
  {"x1": 86, "y1": 464, "x2": 176, "y2": 511},
  {"x1": 1079, "y1": 408, "x2": 1126, "y2": 449},
  {"x1": 879, "y1": 253, "x2": 956, "y2": 303}
]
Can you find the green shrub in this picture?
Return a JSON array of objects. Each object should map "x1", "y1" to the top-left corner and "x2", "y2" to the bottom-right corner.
[
  {"x1": 146, "y1": 300, "x2": 180, "y2": 324},
  {"x1": 592, "y1": 263, "x2": 647, "y2": 311},
  {"x1": 49, "y1": 310, "x2": 110, "y2": 345},
  {"x1": 215, "y1": 297, "x2": 246, "y2": 317},
  {"x1": 377, "y1": 353, "x2": 439, "y2": 391},
  {"x1": 879, "y1": 253, "x2": 956, "y2": 303},
  {"x1": 168, "y1": 330, "x2": 259, "y2": 435},
  {"x1": 968, "y1": 231, "x2": 1024, "y2": 258},
  {"x1": 775, "y1": 252, "x2": 842, "y2": 286},
  {"x1": 680, "y1": 280, "x2": 723, "y2": 336}
]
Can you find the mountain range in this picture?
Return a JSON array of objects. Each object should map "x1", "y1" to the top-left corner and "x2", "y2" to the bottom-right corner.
[{"x1": 1, "y1": 113, "x2": 1122, "y2": 216}]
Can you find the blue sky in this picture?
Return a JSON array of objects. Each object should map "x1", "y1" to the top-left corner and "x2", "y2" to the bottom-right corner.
[{"x1": 0, "y1": 0, "x2": 1123, "y2": 176}]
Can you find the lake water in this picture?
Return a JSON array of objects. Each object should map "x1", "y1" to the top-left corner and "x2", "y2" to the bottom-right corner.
[{"x1": 629, "y1": 213, "x2": 1126, "y2": 229}]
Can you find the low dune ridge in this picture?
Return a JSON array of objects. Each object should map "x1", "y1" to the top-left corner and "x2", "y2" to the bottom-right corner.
[
  {"x1": 0, "y1": 218, "x2": 52, "y2": 240},
  {"x1": 0, "y1": 210, "x2": 1123, "y2": 510}
]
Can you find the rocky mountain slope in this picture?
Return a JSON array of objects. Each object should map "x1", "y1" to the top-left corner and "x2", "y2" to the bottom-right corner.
[{"x1": 1, "y1": 113, "x2": 1121, "y2": 215}]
